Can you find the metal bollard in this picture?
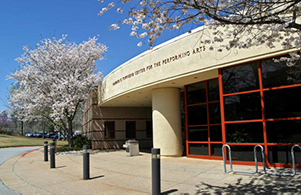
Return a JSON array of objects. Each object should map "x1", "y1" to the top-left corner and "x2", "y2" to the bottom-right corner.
[
  {"x1": 52, "y1": 138, "x2": 57, "y2": 148},
  {"x1": 83, "y1": 145, "x2": 90, "y2": 180},
  {"x1": 152, "y1": 148, "x2": 161, "y2": 195},
  {"x1": 44, "y1": 141, "x2": 48, "y2": 162},
  {"x1": 50, "y1": 142, "x2": 55, "y2": 168}
]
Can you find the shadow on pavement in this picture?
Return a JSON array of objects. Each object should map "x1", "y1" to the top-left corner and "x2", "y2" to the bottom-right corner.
[
  {"x1": 161, "y1": 189, "x2": 178, "y2": 194},
  {"x1": 56, "y1": 165, "x2": 67, "y2": 169},
  {"x1": 90, "y1": 175, "x2": 105, "y2": 180},
  {"x1": 195, "y1": 173, "x2": 301, "y2": 194}
]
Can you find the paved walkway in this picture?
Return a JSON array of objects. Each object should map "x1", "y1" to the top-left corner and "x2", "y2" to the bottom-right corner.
[{"x1": 0, "y1": 148, "x2": 301, "y2": 194}]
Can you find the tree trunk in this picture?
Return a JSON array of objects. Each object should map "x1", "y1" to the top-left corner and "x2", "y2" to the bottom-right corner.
[
  {"x1": 21, "y1": 121, "x2": 24, "y2": 136},
  {"x1": 42, "y1": 120, "x2": 45, "y2": 139},
  {"x1": 67, "y1": 118, "x2": 74, "y2": 148}
]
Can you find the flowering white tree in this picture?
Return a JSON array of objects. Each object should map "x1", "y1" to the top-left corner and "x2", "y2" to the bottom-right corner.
[
  {"x1": 8, "y1": 35, "x2": 107, "y2": 147},
  {"x1": 99, "y1": 0, "x2": 301, "y2": 65}
]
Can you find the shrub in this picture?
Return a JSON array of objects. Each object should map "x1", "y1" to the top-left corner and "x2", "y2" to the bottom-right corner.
[{"x1": 74, "y1": 136, "x2": 92, "y2": 149}]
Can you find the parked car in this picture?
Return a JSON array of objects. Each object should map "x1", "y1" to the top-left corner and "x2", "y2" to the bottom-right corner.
[
  {"x1": 25, "y1": 132, "x2": 33, "y2": 137},
  {"x1": 35, "y1": 132, "x2": 44, "y2": 138},
  {"x1": 49, "y1": 132, "x2": 65, "y2": 140},
  {"x1": 72, "y1": 133, "x2": 81, "y2": 139}
]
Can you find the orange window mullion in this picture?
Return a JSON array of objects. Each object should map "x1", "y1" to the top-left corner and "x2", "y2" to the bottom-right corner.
[
  {"x1": 218, "y1": 69, "x2": 226, "y2": 146},
  {"x1": 258, "y1": 61, "x2": 269, "y2": 165},
  {"x1": 206, "y1": 81, "x2": 211, "y2": 156},
  {"x1": 184, "y1": 85, "x2": 189, "y2": 156}
]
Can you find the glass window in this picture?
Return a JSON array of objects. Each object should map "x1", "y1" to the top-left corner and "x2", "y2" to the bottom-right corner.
[
  {"x1": 187, "y1": 105, "x2": 207, "y2": 125},
  {"x1": 224, "y1": 92, "x2": 262, "y2": 121},
  {"x1": 268, "y1": 146, "x2": 301, "y2": 164},
  {"x1": 186, "y1": 82, "x2": 206, "y2": 105},
  {"x1": 261, "y1": 58, "x2": 301, "y2": 88},
  {"x1": 264, "y1": 86, "x2": 301, "y2": 119},
  {"x1": 226, "y1": 122, "x2": 264, "y2": 143},
  {"x1": 126, "y1": 121, "x2": 136, "y2": 138},
  {"x1": 266, "y1": 120, "x2": 301, "y2": 143},
  {"x1": 104, "y1": 121, "x2": 115, "y2": 139},
  {"x1": 189, "y1": 144, "x2": 208, "y2": 155},
  {"x1": 230, "y1": 145, "x2": 264, "y2": 162},
  {"x1": 208, "y1": 79, "x2": 219, "y2": 101},
  {"x1": 146, "y1": 121, "x2": 152, "y2": 138},
  {"x1": 209, "y1": 103, "x2": 221, "y2": 124},
  {"x1": 222, "y1": 62, "x2": 259, "y2": 94},
  {"x1": 188, "y1": 127, "x2": 208, "y2": 141},
  {"x1": 211, "y1": 144, "x2": 223, "y2": 156},
  {"x1": 210, "y1": 125, "x2": 222, "y2": 141}
]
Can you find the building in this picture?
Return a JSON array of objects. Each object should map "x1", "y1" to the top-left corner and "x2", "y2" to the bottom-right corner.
[{"x1": 82, "y1": 26, "x2": 301, "y2": 168}]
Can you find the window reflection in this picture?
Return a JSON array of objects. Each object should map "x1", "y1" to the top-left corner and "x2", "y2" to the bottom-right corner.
[
  {"x1": 188, "y1": 127, "x2": 208, "y2": 141},
  {"x1": 187, "y1": 105, "x2": 207, "y2": 125},
  {"x1": 209, "y1": 103, "x2": 221, "y2": 124},
  {"x1": 211, "y1": 144, "x2": 223, "y2": 156},
  {"x1": 210, "y1": 126, "x2": 222, "y2": 141},
  {"x1": 189, "y1": 144, "x2": 208, "y2": 155},
  {"x1": 208, "y1": 79, "x2": 219, "y2": 101},
  {"x1": 264, "y1": 86, "x2": 301, "y2": 119},
  {"x1": 222, "y1": 62, "x2": 259, "y2": 94},
  {"x1": 226, "y1": 122, "x2": 264, "y2": 143},
  {"x1": 266, "y1": 120, "x2": 301, "y2": 143},
  {"x1": 261, "y1": 58, "x2": 301, "y2": 88},
  {"x1": 104, "y1": 121, "x2": 115, "y2": 139},
  {"x1": 224, "y1": 92, "x2": 262, "y2": 121},
  {"x1": 268, "y1": 146, "x2": 301, "y2": 164},
  {"x1": 230, "y1": 145, "x2": 264, "y2": 162},
  {"x1": 186, "y1": 82, "x2": 206, "y2": 104}
]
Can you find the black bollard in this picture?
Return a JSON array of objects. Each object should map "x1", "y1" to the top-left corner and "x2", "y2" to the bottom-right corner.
[
  {"x1": 152, "y1": 148, "x2": 161, "y2": 195},
  {"x1": 44, "y1": 141, "x2": 48, "y2": 162},
  {"x1": 50, "y1": 142, "x2": 55, "y2": 168},
  {"x1": 83, "y1": 145, "x2": 90, "y2": 180},
  {"x1": 52, "y1": 137, "x2": 57, "y2": 148}
]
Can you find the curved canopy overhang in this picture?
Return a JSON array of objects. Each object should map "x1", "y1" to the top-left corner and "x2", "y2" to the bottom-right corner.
[{"x1": 98, "y1": 26, "x2": 297, "y2": 107}]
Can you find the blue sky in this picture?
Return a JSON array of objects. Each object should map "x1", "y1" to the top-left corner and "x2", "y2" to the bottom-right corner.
[{"x1": 0, "y1": 0, "x2": 197, "y2": 112}]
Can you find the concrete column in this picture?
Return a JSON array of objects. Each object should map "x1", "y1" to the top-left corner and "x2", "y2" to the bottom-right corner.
[{"x1": 152, "y1": 88, "x2": 183, "y2": 156}]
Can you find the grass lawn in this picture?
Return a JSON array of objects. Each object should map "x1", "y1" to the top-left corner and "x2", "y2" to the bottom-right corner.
[{"x1": 0, "y1": 134, "x2": 68, "y2": 148}]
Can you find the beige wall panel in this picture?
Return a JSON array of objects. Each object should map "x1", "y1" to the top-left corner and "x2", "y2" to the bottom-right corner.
[
  {"x1": 115, "y1": 131, "x2": 124, "y2": 140},
  {"x1": 152, "y1": 88, "x2": 182, "y2": 156},
  {"x1": 98, "y1": 107, "x2": 152, "y2": 118},
  {"x1": 115, "y1": 121, "x2": 124, "y2": 131},
  {"x1": 92, "y1": 106, "x2": 103, "y2": 118},
  {"x1": 91, "y1": 120, "x2": 103, "y2": 131},
  {"x1": 136, "y1": 121, "x2": 144, "y2": 131}
]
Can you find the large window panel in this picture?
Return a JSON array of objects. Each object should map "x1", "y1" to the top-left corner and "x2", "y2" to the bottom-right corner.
[
  {"x1": 230, "y1": 145, "x2": 264, "y2": 162},
  {"x1": 187, "y1": 105, "x2": 207, "y2": 125},
  {"x1": 224, "y1": 92, "x2": 262, "y2": 121},
  {"x1": 222, "y1": 62, "x2": 259, "y2": 94},
  {"x1": 209, "y1": 103, "x2": 221, "y2": 124},
  {"x1": 264, "y1": 86, "x2": 301, "y2": 119},
  {"x1": 104, "y1": 121, "x2": 115, "y2": 139},
  {"x1": 189, "y1": 144, "x2": 208, "y2": 155},
  {"x1": 208, "y1": 79, "x2": 220, "y2": 101},
  {"x1": 211, "y1": 144, "x2": 223, "y2": 156},
  {"x1": 188, "y1": 127, "x2": 208, "y2": 141},
  {"x1": 226, "y1": 122, "x2": 264, "y2": 143},
  {"x1": 261, "y1": 58, "x2": 301, "y2": 88},
  {"x1": 186, "y1": 82, "x2": 206, "y2": 105},
  {"x1": 266, "y1": 120, "x2": 301, "y2": 143},
  {"x1": 210, "y1": 125, "x2": 222, "y2": 141},
  {"x1": 126, "y1": 121, "x2": 136, "y2": 139},
  {"x1": 268, "y1": 146, "x2": 301, "y2": 164}
]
